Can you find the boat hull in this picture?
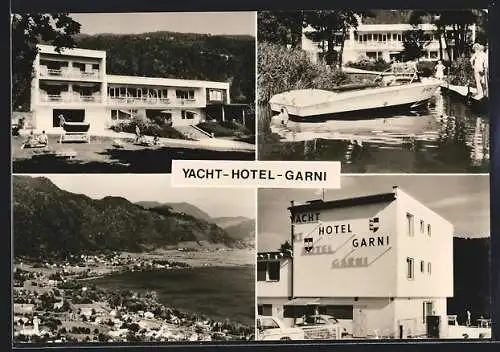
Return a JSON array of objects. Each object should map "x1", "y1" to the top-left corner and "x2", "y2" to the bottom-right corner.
[{"x1": 269, "y1": 80, "x2": 441, "y2": 120}]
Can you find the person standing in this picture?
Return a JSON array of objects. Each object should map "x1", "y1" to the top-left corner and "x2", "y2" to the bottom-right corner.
[
  {"x1": 435, "y1": 60, "x2": 446, "y2": 80},
  {"x1": 466, "y1": 310, "x2": 471, "y2": 327},
  {"x1": 470, "y1": 43, "x2": 487, "y2": 99}
]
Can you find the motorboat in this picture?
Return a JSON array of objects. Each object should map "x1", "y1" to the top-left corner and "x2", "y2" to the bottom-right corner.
[{"x1": 269, "y1": 64, "x2": 443, "y2": 120}]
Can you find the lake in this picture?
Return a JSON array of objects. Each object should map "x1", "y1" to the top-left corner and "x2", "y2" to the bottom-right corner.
[
  {"x1": 91, "y1": 265, "x2": 255, "y2": 326},
  {"x1": 258, "y1": 89, "x2": 489, "y2": 173}
]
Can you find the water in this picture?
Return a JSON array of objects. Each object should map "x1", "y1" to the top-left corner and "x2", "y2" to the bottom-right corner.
[
  {"x1": 91, "y1": 265, "x2": 255, "y2": 326},
  {"x1": 258, "y1": 89, "x2": 489, "y2": 173}
]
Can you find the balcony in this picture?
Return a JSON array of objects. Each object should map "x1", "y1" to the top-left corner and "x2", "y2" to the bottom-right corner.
[
  {"x1": 39, "y1": 91, "x2": 102, "y2": 104},
  {"x1": 38, "y1": 65, "x2": 102, "y2": 81},
  {"x1": 107, "y1": 96, "x2": 202, "y2": 107}
]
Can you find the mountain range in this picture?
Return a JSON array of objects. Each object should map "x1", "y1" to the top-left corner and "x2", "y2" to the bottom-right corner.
[{"x1": 13, "y1": 176, "x2": 254, "y2": 258}]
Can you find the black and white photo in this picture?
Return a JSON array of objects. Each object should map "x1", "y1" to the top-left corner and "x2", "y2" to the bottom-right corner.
[
  {"x1": 257, "y1": 9, "x2": 489, "y2": 173},
  {"x1": 12, "y1": 174, "x2": 255, "y2": 344},
  {"x1": 257, "y1": 175, "x2": 490, "y2": 340},
  {"x1": 12, "y1": 12, "x2": 256, "y2": 173}
]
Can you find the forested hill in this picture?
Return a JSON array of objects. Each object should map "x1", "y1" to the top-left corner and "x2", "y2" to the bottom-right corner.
[
  {"x1": 448, "y1": 237, "x2": 491, "y2": 323},
  {"x1": 13, "y1": 176, "x2": 237, "y2": 258},
  {"x1": 74, "y1": 31, "x2": 255, "y2": 104}
]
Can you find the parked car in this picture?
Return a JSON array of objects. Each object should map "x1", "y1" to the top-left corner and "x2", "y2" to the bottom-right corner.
[
  {"x1": 297, "y1": 314, "x2": 346, "y2": 339},
  {"x1": 256, "y1": 315, "x2": 305, "y2": 341}
]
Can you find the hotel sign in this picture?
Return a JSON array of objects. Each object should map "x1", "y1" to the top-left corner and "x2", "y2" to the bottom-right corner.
[
  {"x1": 291, "y1": 212, "x2": 320, "y2": 224},
  {"x1": 295, "y1": 217, "x2": 390, "y2": 257}
]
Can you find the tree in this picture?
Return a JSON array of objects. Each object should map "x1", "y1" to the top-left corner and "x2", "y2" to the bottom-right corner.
[
  {"x1": 304, "y1": 10, "x2": 368, "y2": 69},
  {"x1": 409, "y1": 10, "x2": 480, "y2": 60},
  {"x1": 279, "y1": 240, "x2": 293, "y2": 253},
  {"x1": 11, "y1": 14, "x2": 81, "y2": 111},
  {"x1": 402, "y1": 28, "x2": 426, "y2": 61}
]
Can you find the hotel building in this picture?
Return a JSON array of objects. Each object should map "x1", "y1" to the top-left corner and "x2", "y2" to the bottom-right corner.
[
  {"x1": 257, "y1": 186, "x2": 454, "y2": 339},
  {"x1": 30, "y1": 44, "x2": 232, "y2": 133},
  {"x1": 302, "y1": 22, "x2": 477, "y2": 65}
]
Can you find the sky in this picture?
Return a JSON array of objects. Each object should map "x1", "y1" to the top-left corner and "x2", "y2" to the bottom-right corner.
[
  {"x1": 69, "y1": 12, "x2": 256, "y2": 36},
  {"x1": 34, "y1": 174, "x2": 256, "y2": 219},
  {"x1": 258, "y1": 175, "x2": 490, "y2": 252}
]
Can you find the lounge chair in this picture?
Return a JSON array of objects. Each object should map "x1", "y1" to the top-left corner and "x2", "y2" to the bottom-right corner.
[{"x1": 59, "y1": 121, "x2": 91, "y2": 143}]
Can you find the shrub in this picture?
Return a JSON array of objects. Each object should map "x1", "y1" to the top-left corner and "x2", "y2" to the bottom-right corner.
[
  {"x1": 416, "y1": 61, "x2": 436, "y2": 78},
  {"x1": 448, "y1": 57, "x2": 474, "y2": 86},
  {"x1": 258, "y1": 42, "x2": 354, "y2": 104},
  {"x1": 110, "y1": 117, "x2": 189, "y2": 140},
  {"x1": 346, "y1": 58, "x2": 391, "y2": 72}
]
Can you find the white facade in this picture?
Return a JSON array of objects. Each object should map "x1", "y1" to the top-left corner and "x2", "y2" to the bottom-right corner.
[
  {"x1": 257, "y1": 186, "x2": 454, "y2": 339},
  {"x1": 302, "y1": 22, "x2": 477, "y2": 65},
  {"x1": 30, "y1": 44, "x2": 231, "y2": 133}
]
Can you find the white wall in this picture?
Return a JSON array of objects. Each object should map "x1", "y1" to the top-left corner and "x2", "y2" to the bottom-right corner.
[
  {"x1": 394, "y1": 187, "x2": 454, "y2": 298},
  {"x1": 393, "y1": 297, "x2": 448, "y2": 338},
  {"x1": 257, "y1": 258, "x2": 292, "y2": 298},
  {"x1": 292, "y1": 201, "x2": 398, "y2": 298}
]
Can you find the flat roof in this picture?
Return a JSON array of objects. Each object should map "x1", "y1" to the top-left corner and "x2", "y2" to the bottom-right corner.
[
  {"x1": 37, "y1": 44, "x2": 106, "y2": 59},
  {"x1": 288, "y1": 192, "x2": 396, "y2": 214},
  {"x1": 107, "y1": 74, "x2": 230, "y2": 89}
]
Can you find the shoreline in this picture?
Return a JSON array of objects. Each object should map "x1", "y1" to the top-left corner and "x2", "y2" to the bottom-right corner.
[{"x1": 13, "y1": 250, "x2": 255, "y2": 342}]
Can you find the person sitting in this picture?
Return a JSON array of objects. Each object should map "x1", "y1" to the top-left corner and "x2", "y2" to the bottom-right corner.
[
  {"x1": 37, "y1": 131, "x2": 48, "y2": 146},
  {"x1": 153, "y1": 134, "x2": 160, "y2": 145},
  {"x1": 21, "y1": 131, "x2": 47, "y2": 149}
]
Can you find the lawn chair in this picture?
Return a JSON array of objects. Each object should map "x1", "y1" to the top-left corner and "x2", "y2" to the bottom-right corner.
[{"x1": 59, "y1": 121, "x2": 91, "y2": 143}]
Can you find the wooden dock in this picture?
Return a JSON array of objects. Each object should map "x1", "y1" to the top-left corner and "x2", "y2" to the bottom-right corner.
[{"x1": 440, "y1": 83, "x2": 488, "y2": 114}]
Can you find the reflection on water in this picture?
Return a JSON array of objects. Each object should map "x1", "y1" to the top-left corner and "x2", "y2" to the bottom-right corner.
[{"x1": 258, "y1": 89, "x2": 489, "y2": 173}]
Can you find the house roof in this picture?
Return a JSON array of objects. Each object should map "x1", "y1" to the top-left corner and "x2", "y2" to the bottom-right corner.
[
  {"x1": 288, "y1": 190, "x2": 397, "y2": 214},
  {"x1": 107, "y1": 74, "x2": 230, "y2": 89}
]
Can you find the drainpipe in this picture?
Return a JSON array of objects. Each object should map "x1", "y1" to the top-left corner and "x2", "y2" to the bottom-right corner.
[{"x1": 290, "y1": 200, "x2": 294, "y2": 301}]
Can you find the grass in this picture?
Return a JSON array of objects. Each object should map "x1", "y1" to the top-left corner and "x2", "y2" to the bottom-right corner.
[{"x1": 12, "y1": 134, "x2": 254, "y2": 173}]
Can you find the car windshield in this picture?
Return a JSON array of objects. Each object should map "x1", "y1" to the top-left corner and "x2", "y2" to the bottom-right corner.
[{"x1": 259, "y1": 318, "x2": 280, "y2": 330}]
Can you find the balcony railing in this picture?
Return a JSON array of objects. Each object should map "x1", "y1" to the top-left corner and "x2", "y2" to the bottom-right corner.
[
  {"x1": 39, "y1": 65, "x2": 101, "y2": 80},
  {"x1": 108, "y1": 96, "x2": 201, "y2": 106},
  {"x1": 39, "y1": 93, "x2": 101, "y2": 103}
]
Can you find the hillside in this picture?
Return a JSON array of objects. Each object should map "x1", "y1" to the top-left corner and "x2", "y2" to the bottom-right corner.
[
  {"x1": 13, "y1": 176, "x2": 236, "y2": 258},
  {"x1": 75, "y1": 31, "x2": 255, "y2": 104},
  {"x1": 223, "y1": 219, "x2": 255, "y2": 248},
  {"x1": 447, "y1": 237, "x2": 491, "y2": 323},
  {"x1": 213, "y1": 216, "x2": 251, "y2": 228}
]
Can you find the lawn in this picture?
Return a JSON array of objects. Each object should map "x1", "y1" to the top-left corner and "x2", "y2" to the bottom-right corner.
[{"x1": 12, "y1": 134, "x2": 254, "y2": 173}]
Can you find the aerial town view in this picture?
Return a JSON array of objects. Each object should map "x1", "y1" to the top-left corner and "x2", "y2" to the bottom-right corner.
[
  {"x1": 12, "y1": 174, "x2": 256, "y2": 344},
  {"x1": 11, "y1": 12, "x2": 256, "y2": 173}
]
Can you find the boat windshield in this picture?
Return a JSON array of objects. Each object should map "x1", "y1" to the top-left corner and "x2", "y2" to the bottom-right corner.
[{"x1": 375, "y1": 63, "x2": 420, "y2": 87}]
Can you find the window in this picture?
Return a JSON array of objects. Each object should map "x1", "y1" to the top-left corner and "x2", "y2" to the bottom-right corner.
[
  {"x1": 181, "y1": 110, "x2": 195, "y2": 120},
  {"x1": 423, "y1": 302, "x2": 434, "y2": 323},
  {"x1": 420, "y1": 220, "x2": 425, "y2": 233},
  {"x1": 209, "y1": 89, "x2": 223, "y2": 101},
  {"x1": 427, "y1": 224, "x2": 432, "y2": 237},
  {"x1": 429, "y1": 51, "x2": 438, "y2": 59},
  {"x1": 428, "y1": 262, "x2": 432, "y2": 274},
  {"x1": 176, "y1": 89, "x2": 195, "y2": 100},
  {"x1": 268, "y1": 261, "x2": 280, "y2": 281},
  {"x1": 406, "y1": 257, "x2": 414, "y2": 279},
  {"x1": 392, "y1": 33, "x2": 398, "y2": 41},
  {"x1": 258, "y1": 304, "x2": 273, "y2": 316},
  {"x1": 407, "y1": 213, "x2": 414, "y2": 237},
  {"x1": 257, "y1": 261, "x2": 281, "y2": 282},
  {"x1": 420, "y1": 261, "x2": 424, "y2": 273}
]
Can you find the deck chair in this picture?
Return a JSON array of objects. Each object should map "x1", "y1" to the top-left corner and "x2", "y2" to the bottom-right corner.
[{"x1": 59, "y1": 121, "x2": 91, "y2": 143}]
